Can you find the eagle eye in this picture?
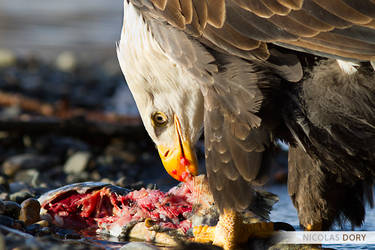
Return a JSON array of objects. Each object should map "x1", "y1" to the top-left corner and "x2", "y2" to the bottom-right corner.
[{"x1": 151, "y1": 112, "x2": 168, "y2": 127}]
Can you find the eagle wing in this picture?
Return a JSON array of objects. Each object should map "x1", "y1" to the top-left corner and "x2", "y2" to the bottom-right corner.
[{"x1": 132, "y1": 0, "x2": 375, "y2": 62}]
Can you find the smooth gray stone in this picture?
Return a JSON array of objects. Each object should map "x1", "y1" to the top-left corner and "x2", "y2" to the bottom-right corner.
[
  {"x1": 120, "y1": 242, "x2": 159, "y2": 250},
  {"x1": 63, "y1": 151, "x2": 91, "y2": 175}
]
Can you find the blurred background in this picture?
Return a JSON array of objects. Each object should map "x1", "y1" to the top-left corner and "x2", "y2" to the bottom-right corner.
[
  {"x1": 0, "y1": 0, "x2": 121, "y2": 60},
  {"x1": 0, "y1": 1, "x2": 372, "y2": 249}
]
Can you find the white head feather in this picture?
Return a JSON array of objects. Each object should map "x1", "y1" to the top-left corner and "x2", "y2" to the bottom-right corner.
[{"x1": 117, "y1": 1, "x2": 204, "y2": 148}]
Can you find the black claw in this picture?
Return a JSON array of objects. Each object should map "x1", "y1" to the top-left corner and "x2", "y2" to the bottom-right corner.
[{"x1": 273, "y1": 222, "x2": 295, "y2": 231}]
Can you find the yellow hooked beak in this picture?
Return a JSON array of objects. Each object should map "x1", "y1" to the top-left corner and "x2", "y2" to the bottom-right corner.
[{"x1": 157, "y1": 115, "x2": 198, "y2": 182}]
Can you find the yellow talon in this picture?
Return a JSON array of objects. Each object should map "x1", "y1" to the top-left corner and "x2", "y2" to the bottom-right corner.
[
  {"x1": 193, "y1": 209, "x2": 276, "y2": 250},
  {"x1": 193, "y1": 225, "x2": 216, "y2": 243}
]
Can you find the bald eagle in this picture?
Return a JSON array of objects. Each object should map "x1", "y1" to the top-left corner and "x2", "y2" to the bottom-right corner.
[{"x1": 117, "y1": 0, "x2": 375, "y2": 249}]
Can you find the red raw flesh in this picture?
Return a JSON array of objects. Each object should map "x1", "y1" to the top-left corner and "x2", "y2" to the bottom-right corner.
[
  {"x1": 179, "y1": 156, "x2": 192, "y2": 182},
  {"x1": 180, "y1": 156, "x2": 189, "y2": 168},
  {"x1": 42, "y1": 180, "x2": 197, "y2": 234}
]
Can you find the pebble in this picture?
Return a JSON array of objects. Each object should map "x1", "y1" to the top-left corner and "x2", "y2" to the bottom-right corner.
[
  {"x1": 10, "y1": 191, "x2": 33, "y2": 204},
  {"x1": 0, "y1": 214, "x2": 15, "y2": 227},
  {"x1": 18, "y1": 198, "x2": 41, "y2": 226},
  {"x1": 115, "y1": 176, "x2": 128, "y2": 187},
  {"x1": 0, "y1": 49, "x2": 16, "y2": 68},
  {"x1": 63, "y1": 152, "x2": 91, "y2": 175},
  {"x1": 55, "y1": 51, "x2": 76, "y2": 72},
  {"x1": 35, "y1": 219, "x2": 49, "y2": 227},
  {"x1": 3, "y1": 201, "x2": 21, "y2": 219},
  {"x1": 14, "y1": 169, "x2": 41, "y2": 187}
]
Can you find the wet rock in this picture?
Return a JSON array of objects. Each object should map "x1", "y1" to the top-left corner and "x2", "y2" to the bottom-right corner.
[
  {"x1": 25, "y1": 223, "x2": 41, "y2": 234},
  {"x1": 3, "y1": 201, "x2": 21, "y2": 219},
  {"x1": 9, "y1": 182, "x2": 28, "y2": 193},
  {"x1": 10, "y1": 191, "x2": 33, "y2": 204},
  {"x1": 56, "y1": 51, "x2": 76, "y2": 72},
  {"x1": 63, "y1": 152, "x2": 91, "y2": 175},
  {"x1": 0, "y1": 215, "x2": 15, "y2": 227},
  {"x1": 18, "y1": 198, "x2": 41, "y2": 226},
  {"x1": 115, "y1": 176, "x2": 128, "y2": 187},
  {"x1": 120, "y1": 242, "x2": 159, "y2": 250},
  {"x1": 126, "y1": 222, "x2": 179, "y2": 246},
  {"x1": 35, "y1": 219, "x2": 49, "y2": 228},
  {"x1": 2, "y1": 154, "x2": 58, "y2": 176},
  {"x1": 14, "y1": 169, "x2": 42, "y2": 187}
]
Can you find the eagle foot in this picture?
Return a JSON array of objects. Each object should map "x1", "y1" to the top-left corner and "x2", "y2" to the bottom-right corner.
[
  {"x1": 193, "y1": 209, "x2": 276, "y2": 250},
  {"x1": 193, "y1": 224, "x2": 216, "y2": 243}
]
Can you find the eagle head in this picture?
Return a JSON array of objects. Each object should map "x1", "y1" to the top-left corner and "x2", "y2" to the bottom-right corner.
[{"x1": 117, "y1": 2, "x2": 204, "y2": 181}]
